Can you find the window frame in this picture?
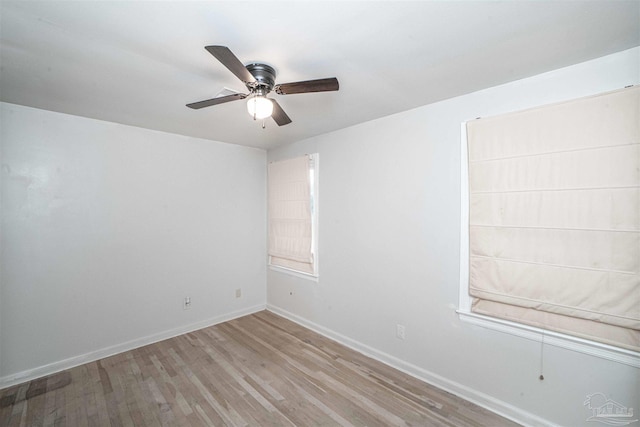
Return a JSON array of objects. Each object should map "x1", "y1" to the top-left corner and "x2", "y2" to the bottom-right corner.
[
  {"x1": 457, "y1": 123, "x2": 639, "y2": 368},
  {"x1": 268, "y1": 154, "x2": 319, "y2": 281}
]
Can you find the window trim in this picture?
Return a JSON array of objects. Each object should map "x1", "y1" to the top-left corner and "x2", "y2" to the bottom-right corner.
[
  {"x1": 268, "y1": 265, "x2": 320, "y2": 282},
  {"x1": 268, "y1": 154, "x2": 319, "y2": 279},
  {"x1": 457, "y1": 123, "x2": 640, "y2": 368}
]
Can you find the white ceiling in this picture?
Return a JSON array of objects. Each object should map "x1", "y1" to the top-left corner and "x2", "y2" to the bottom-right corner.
[{"x1": 1, "y1": 1, "x2": 638, "y2": 150}]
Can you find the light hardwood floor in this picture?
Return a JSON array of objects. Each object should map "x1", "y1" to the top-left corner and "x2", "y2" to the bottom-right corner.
[{"x1": 0, "y1": 311, "x2": 520, "y2": 426}]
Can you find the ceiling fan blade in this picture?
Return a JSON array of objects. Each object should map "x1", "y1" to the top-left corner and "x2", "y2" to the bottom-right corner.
[
  {"x1": 275, "y1": 77, "x2": 339, "y2": 95},
  {"x1": 186, "y1": 93, "x2": 247, "y2": 109},
  {"x1": 271, "y1": 99, "x2": 292, "y2": 126},
  {"x1": 204, "y1": 45, "x2": 256, "y2": 84}
]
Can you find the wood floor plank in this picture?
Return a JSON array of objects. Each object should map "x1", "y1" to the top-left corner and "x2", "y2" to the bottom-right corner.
[{"x1": 0, "y1": 311, "x2": 521, "y2": 426}]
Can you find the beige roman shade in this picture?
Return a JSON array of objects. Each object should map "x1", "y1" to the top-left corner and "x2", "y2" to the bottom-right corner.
[
  {"x1": 467, "y1": 86, "x2": 640, "y2": 351},
  {"x1": 268, "y1": 155, "x2": 314, "y2": 274}
]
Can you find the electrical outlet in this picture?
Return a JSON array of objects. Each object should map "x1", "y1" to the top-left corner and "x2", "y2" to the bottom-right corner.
[
  {"x1": 183, "y1": 297, "x2": 191, "y2": 310},
  {"x1": 396, "y1": 324, "x2": 406, "y2": 340},
  {"x1": 235, "y1": 288, "x2": 242, "y2": 298}
]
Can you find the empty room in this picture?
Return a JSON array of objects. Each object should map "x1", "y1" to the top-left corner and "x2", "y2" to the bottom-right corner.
[{"x1": 1, "y1": 1, "x2": 638, "y2": 426}]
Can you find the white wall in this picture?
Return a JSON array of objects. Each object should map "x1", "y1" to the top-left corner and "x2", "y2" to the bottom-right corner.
[
  {"x1": 267, "y1": 47, "x2": 640, "y2": 427},
  {"x1": 0, "y1": 104, "x2": 266, "y2": 385}
]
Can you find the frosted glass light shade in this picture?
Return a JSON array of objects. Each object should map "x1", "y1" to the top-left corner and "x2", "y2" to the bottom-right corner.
[{"x1": 247, "y1": 97, "x2": 273, "y2": 119}]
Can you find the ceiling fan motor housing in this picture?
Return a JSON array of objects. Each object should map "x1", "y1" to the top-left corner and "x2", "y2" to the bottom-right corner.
[{"x1": 246, "y1": 63, "x2": 276, "y2": 94}]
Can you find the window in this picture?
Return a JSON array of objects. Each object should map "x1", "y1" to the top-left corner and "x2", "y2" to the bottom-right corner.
[
  {"x1": 268, "y1": 154, "x2": 318, "y2": 277},
  {"x1": 459, "y1": 86, "x2": 639, "y2": 360}
]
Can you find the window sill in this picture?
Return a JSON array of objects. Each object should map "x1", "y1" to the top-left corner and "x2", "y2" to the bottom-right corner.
[
  {"x1": 269, "y1": 265, "x2": 319, "y2": 282},
  {"x1": 456, "y1": 310, "x2": 640, "y2": 368}
]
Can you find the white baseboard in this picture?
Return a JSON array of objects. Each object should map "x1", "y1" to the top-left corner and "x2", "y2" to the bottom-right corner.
[
  {"x1": 0, "y1": 304, "x2": 266, "y2": 390},
  {"x1": 267, "y1": 304, "x2": 557, "y2": 427}
]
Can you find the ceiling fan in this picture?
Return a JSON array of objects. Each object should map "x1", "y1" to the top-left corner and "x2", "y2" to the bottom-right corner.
[{"x1": 187, "y1": 46, "x2": 339, "y2": 126}]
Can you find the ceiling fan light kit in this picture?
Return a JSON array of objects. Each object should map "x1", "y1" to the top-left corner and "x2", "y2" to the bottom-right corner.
[
  {"x1": 187, "y1": 45, "x2": 339, "y2": 127},
  {"x1": 247, "y1": 96, "x2": 273, "y2": 120}
]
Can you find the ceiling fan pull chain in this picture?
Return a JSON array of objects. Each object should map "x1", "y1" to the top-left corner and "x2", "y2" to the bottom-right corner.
[{"x1": 262, "y1": 120, "x2": 266, "y2": 129}]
